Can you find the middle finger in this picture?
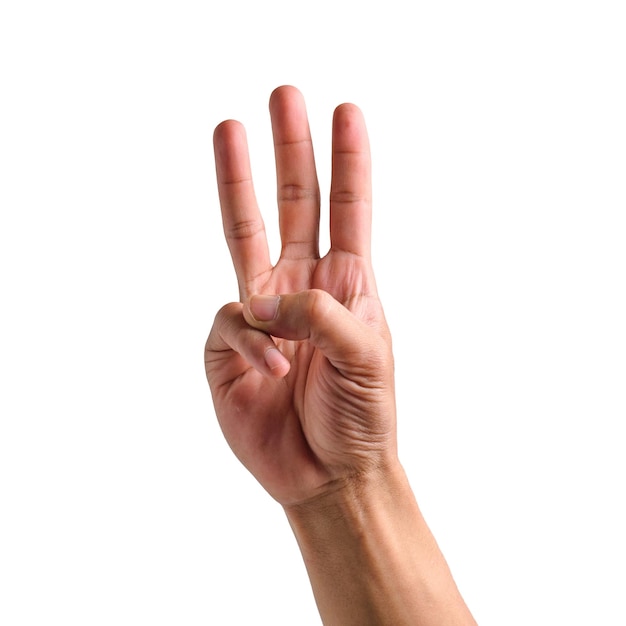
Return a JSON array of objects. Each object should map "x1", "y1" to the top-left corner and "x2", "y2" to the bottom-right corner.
[{"x1": 270, "y1": 86, "x2": 321, "y2": 261}]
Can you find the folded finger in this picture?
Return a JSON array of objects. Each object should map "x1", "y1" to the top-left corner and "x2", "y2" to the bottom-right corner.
[
  {"x1": 243, "y1": 290, "x2": 390, "y2": 379},
  {"x1": 205, "y1": 302, "x2": 291, "y2": 381}
]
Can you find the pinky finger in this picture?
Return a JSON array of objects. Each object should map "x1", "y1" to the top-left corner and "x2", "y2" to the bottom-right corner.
[{"x1": 205, "y1": 302, "x2": 291, "y2": 381}]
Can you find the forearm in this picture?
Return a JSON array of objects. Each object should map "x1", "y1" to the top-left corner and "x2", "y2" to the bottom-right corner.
[{"x1": 285, "y1": 462, "x2": 477, "y2": 626}]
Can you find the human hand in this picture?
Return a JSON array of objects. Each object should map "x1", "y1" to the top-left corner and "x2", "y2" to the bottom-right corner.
[{"x1": 205, "y1": 86, "x2": 397, "y2": 507}]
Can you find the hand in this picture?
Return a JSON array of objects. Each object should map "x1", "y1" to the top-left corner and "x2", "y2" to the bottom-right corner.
[
  {"x1": 205, "y1": 87, "x2": 478, "y2": 626},
  {"x1": 205, "y1": 86, "x2": 397, "y2": 507}
]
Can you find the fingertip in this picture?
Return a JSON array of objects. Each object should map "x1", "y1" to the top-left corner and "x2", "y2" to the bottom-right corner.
[
  {"x1": 334, "y1": 102, "x2": 363, "y2": 116},
  {"x1": 264, "y1": 347, "x2": 290, "y2": 378},
  {"x1": 333, "y1": 102, "x2": 365, "y2": 126},
  {"x1": 270, "y1": 84, "x2": 303, "y2": 108},
  {"x1": 332, "y1": 103, "x2": 369, "y2": 147},
  {"x1": 213, "y1": 119, "x2": 245, "y2": 147}
]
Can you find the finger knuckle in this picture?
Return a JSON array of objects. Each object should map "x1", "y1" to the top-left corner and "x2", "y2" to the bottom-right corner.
[
  {"x1": 214, "y1": 302, "x2": 241, "y2": 325},
  {"x1": 329, "y1": 190, "x2": 368, "y2": 206},
  {"x1": 226, "y1": 218, "x2": 265, "y2": 241},
  {"x1": 306, "y1": 289, "x2": 333, "y2": 321},
  {"x1": 278, "y1": 184, "x2": 320, "y2": 204}
]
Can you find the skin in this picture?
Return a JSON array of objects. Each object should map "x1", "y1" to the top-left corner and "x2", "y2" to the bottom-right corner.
[{"x1": 205, "y1": 85, "x2": 477, "y2": 625}]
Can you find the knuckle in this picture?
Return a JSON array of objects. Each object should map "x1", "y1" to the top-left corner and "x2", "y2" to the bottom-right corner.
[
  {"x1": 213, "y1": 302, "x2": 242, "y2": 329},
  {"x1": 278, "y1": 184, "x2": 320, "y2": 204},
  {"x1": 306, "y1": 289, "x2": 333, "y2": 321},
  {"x1": 215, "y1": 301, "x2": 241, "y2": 319},
  {"x1": 226, "y1": 218, "x2": 265, "y2": 241},
  {"x1": 329, "y1": 190, "x2": 368, "y2": 206}
]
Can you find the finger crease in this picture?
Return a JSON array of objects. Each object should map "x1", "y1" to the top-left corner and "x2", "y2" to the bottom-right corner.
[
  {"x1": 226, "y1": 219, "x2": 265, "y2": 240},
  {"x1": 220, "y1": 177, "x2": 253, "y2": 186},
  {"x1": 276, "y1": 138, "x2": 313, "y2": 147},
  {"x1": 278, "y1": 184, "x2": 320, "y2": 203},
  {"x1": 330, "y1": 191, "x2": 369, "y2": 205}
]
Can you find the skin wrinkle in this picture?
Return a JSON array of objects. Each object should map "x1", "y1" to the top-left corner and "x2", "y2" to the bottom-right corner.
[
  {"x1": 278, "y1": 183, "x2": 320, "y2": 203},
  {"x1": 330, "y1": 190, "x2": 370, "y2": 205},
  {"x1": 275, "y1": 138, "x2": 314, "y2": 147},
  {"x1": 332, "y1": 150, "x2": 369, "y2": 157},
  {"x1": 281, "y1": 239, "x2": 320, "y2": 250},
  {"x1": 280, "y1": 243, "x2": 321, "y2": 261},
  {"x1": 219, "y1": 176, "x2": 254, "y2": 186},
  {"x1": 277, "y1": 185, "x2": 317, "y2": 199},
  {"x1": 206, "y1": 304, "x2": 274, "y2": 391},
  {"x1": 205, "y1": 343, "x2": 255, "y2": 391},
  {"x1": 327, "y1": 247, "x2": 369, "y2": 260},
  {"x1": 218, "y1": 367, "x2": 254, "y2": 392},
  {"x1": 242, "y1": 266, "x2": 274, "y2": 294},
  {"x1": 225, "y1": 218, "x2": 265, "y2": 241}
]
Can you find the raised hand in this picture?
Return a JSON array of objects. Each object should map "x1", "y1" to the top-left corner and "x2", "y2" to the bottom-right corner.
[
  {"x1": 205, "y1": 86, "x2": 478, "y2": 626},
  {"x1": 204, "y1": 86, "x2": 397, "y2": 506}
]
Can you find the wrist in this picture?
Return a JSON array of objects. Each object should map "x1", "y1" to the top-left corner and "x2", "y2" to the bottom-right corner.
[
  {"x1": 283, "y1": 461, "x2": 414, "y2": 624},
  {"x1": 283, "y1": 458, "x2": 409, "y2": 525},
  {"x1": 283, "y1": 460, "x2": 477, "y2": 626}
]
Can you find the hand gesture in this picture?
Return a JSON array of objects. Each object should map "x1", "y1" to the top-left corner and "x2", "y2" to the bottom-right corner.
[{"x1": 205, "y1": 86, "x2": 397, "y2": 506}]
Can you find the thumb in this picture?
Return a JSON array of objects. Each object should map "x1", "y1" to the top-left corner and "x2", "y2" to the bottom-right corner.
[{"x1": 243, "y1": 289, "x2": 389, "y2": 375}]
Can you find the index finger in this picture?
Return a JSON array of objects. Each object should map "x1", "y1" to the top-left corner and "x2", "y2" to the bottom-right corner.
[{"x1": 214, "y1": 120, "x2": 272, "y2": 300}]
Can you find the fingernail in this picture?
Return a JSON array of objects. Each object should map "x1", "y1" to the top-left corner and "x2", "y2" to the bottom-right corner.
[
  {"x1": 264, "y1": 347, "x2": 287, "y2": 373},
  {"x1": 249, "y1": 295, "x2": 280, "y2": 321}
]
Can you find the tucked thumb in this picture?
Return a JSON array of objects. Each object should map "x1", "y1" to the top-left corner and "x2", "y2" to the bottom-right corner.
[{"x1": 245, "y1": 289, "x2": 387, "y2": 373}]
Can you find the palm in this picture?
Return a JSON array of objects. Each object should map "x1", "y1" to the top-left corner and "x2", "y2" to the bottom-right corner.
[{"x1": 206, "y1": 87, "x2": 392, "y2": 505}]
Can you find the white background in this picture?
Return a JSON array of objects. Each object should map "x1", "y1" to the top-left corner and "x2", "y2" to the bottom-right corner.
[{"x1": 1, "y1": 1, "x2": 625, "y2": 624}]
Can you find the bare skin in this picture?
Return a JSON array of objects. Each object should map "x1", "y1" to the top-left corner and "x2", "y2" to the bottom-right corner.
[{"x1": 205, "y1": 85, "x2": 477, "y2": 625}]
